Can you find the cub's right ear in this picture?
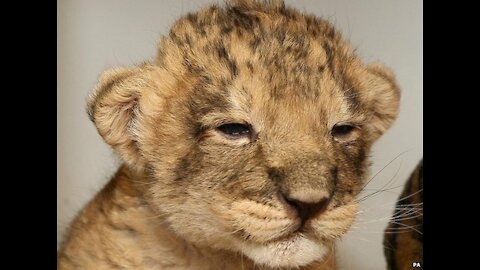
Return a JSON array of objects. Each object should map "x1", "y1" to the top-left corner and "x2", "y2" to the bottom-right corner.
[{"x1": 87, "y1": 65, "x2": 157, "y2": 167}]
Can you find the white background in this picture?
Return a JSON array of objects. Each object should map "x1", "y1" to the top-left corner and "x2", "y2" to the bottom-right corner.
[{"x1": 57, "y1": 1, "x2": 422, "y2": 269}]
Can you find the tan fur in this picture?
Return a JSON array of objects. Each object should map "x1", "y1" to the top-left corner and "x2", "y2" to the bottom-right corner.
[{"x1": 58, "y1": 0, "x2": 400, "y2": 269}]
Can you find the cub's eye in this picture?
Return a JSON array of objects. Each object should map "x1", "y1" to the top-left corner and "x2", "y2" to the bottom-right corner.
[
  {"x1": 216, "y1": 123, "x2": 251, "y2": 139},
  {"x1": 331, "y1": 123, "x2": 360, "y2": 142},
  {"x1": 332, "y1": 124, "x2": 354, "y2": 136}
]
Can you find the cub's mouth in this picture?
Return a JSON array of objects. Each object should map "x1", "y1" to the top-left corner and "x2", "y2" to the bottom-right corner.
[
  {"x1": 240, "y1": 231, "x2": 329, "y2": 268},
  {"x1": 216, "y1": 194, "x2": 358, "y2": 268}
]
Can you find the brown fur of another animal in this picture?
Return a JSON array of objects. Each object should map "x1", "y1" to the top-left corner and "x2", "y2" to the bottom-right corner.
[
  {"x1": 58, "y1": 0, "x2": 400, "y2": 269},
  {"x1": 384, "y1": 160, "x2": 423, "y2": 270}
]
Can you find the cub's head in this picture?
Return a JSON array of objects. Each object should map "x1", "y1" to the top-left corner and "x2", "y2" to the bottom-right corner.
[{"x1": 88, "y1": 0, "x2": 400, "y2": 268}]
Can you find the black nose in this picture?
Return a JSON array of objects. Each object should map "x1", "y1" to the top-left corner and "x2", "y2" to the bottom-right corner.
[{"x1": 283, "y1": 195, "x2": 330, "y2": 222}]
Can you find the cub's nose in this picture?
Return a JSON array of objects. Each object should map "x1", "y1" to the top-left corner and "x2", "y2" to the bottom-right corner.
[{"x1": 280, "y1": 191, "x2": 330, "y2": 222}]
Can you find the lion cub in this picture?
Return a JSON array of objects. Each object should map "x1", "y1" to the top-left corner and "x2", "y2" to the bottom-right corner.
[{"x1": 58, "y1": 0, "x2": 400, "y2": 269}]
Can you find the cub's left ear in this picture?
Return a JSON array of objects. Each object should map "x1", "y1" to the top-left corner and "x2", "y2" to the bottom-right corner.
[{"x1": 362, "y1": 62, "x2": 401, "y2": 140}]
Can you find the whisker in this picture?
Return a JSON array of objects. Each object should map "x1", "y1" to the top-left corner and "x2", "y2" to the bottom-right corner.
[
  {"x1": 355, "y1": 213, "x2": 423, "y2": 225},
  {"x1": 350, "y1": 221, "x2": 422, "y2": 234},
  {"x1": 131, "y1": 179, "x2": 157, "y2": 186},
  {"x1": 341, "y1": 233, "x2": 396, "y2": 252},
  {"x1": 358, "y1": 203, "x2": 423, "y2": 215},
  {"x1": 355, "y1": 210, "x2": 422, "y2": 222},
  {"x1": 362, "y1": 183, "x2": 406, "y2": 192},
  {"x1": 359, "y1": 189, "x2": 423, "y2": 212},
  {"x1": 388, "y1": 221, "x2": 423, "y2": 234},
  {"x1": 359, "y1": 149, "x2": 412, "y2": 193},
  {"x1": 356, "y1": 159, "x2": 403, "y2": 203}
]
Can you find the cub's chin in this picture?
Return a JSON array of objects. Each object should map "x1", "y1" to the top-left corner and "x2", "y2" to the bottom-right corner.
[
  {"x1": 239, "y1": 233, "x2": 329, "y2": 268},
  {"x1": 231, "y1": 203, "x2": 358, "y2": 268}
]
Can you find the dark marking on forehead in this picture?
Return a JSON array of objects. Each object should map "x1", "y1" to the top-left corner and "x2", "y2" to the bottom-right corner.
[
  {"x1": 342, "y1": 87, "x2": 361, "y2": 111},
  {"x1": 250, "y1": 36, "x2": 262, "y2": 53},
  {"x1": 186, "y1": 12, "x2": 198, "y2": 24},
  {"x1": 339, "y1": 69, "x2": 362, "y2": 112},
  {"x1": 230, "y1": 7, "x2": 257, "y2": 29},
  {"x1": 215, "y1": 43, "x2": 239, "y2": 77},
  {"x1": 287, "y1": 47, "x2": 308, "y2": 60},
  {"x1": 246, "y1": 61, "x2": 254, "y2": 73},
  {"x1": 169, "y1": 30, "x2": 182, "y2": 46},
  {"x1": 218, "y1": 78, "x2": 231, "y2": 90},
  {"x1": 187, "y1": 91, "x2": 230, "y2": 117},
  {"x1": 274, "y1": 30, "x2": 286, "y2": 44},
  {"x1": 292, "y1": 35, "x2": 306, "y2": 48},
  {"x1": 183, "y1": 59, "x2": 204, "y2": 74},
  {"x1": 325, "y1": 26, "x2": 336, "y2": 40},
  {"x1": 199, "y1": 74, "x2": 212, "y2": 85},
  {"x1": 292, "y1": 63, "x2": 311, "y2": 74},
  {"x1": 322, "y1": 41, "x2": 335, "y2": 75},
  {"x1": 278, "y1": 6, "x2": 297, "y2": 20},
  {"x1": 182, "y1": 81, "x2": 231, "y2": 140},
  {"x1": 227, "y1": 59, "x2": 238, "y2": 77},
  {"x1": 167, "y1": 1, "x2": 365, "y2": 115},
  {"x1": 320, "y1": 38, "x2": 362, "y2": 111},
  {"x1": 235, "y1": 27, "x2": 244, "y2": 38},
  {"x1": 216, "y1": 44, "x2": 229, "y2": 59},
  {"x1": 196, "y1": 27, "x2": 207, "y2": 37},
  {"x1": 305, "y1": 16, "x2": 320, "y2": 37},
  {"x1": 222, "y1": 25, "x2": 233, "y2": 35}
]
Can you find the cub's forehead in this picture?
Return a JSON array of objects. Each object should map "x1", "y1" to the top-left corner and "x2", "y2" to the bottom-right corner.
[{"x1": 156, "y1": 3, "x2": 364, "y2": 122}]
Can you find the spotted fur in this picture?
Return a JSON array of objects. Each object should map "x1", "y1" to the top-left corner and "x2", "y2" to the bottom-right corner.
[
  {"x1": 384, "y1": 160, "x2": 423, "y2": 270},
  {"x1": 58, "y1": 0, "x2": 400, "y2": 269}
]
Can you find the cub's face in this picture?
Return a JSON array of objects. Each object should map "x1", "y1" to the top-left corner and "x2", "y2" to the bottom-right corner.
[{"x1": 88, "y1": 1, "x2": 400, "y2": 268}]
